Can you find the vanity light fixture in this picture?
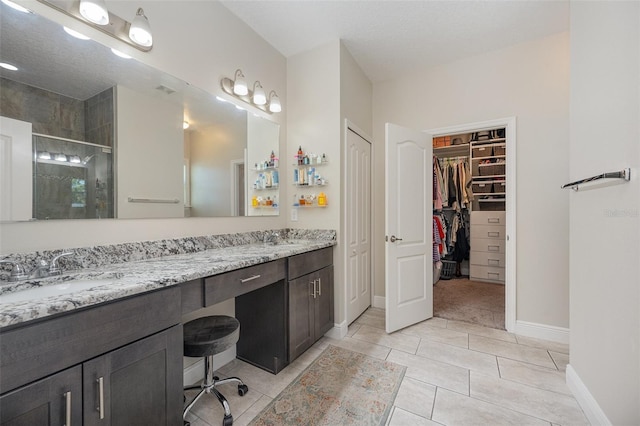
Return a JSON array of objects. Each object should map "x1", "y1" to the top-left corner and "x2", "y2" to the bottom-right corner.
[
  {"x1": 79, "y1": 0, "x2": 108, "y2": 25},
  {"x1": 1, "y1": 0, "x2": 31, "y2": 13},
  {"x1": 37, "y1": 151, "x2": 52, "y2": 160},
  {"x1": 36, "y1": 0, "x2": 153, "y2": 51},
  {"x1": 54, "y1": 153, "x2": 68, "y2": 162},
  {"x1": 268, "y1": 91, "x2": 282, "y2": 113},
  {"x1": 252, "y1": 81, "x2": 266, "y2": 105},
  {"x1": 69, "y1": 155, "x2": 82, "y2": 164},
  {"x1": 128, "y1": 8, "x2": 152, "y2": 47},
  {"x1": 232, "y1": 69, "x2": 248, "y2": 96},
  {"x1": 220, "y1": 69, "x2": 282, "y2": 114}
]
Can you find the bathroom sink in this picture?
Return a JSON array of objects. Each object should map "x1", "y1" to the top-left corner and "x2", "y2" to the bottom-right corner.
[{"x1": 0, "y1": 279, "x2": 115, "y2": 304}]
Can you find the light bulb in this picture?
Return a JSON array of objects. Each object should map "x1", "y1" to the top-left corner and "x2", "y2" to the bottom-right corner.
[
  {"x1": 253, "y1": 81, "x2": 266, "y2": 105},
  {"x1": 79, "y1": 0, "x2": 108, "y2": 25},
  {"x1": 63, "y1": 26, "x2": 90, "y2": 40},
  {"x1": 129, "y1": 8, "x2": 152, "y2": 47},
  {"x1": 233, "y1": 69, "x2": 248, "y2": 96},
  {"x1": 268, "y1": 91, "x2": 281, "y2": 113}
]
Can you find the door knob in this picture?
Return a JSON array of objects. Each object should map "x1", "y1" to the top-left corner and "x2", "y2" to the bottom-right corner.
[{"x1": 389, "y1": 235, "x2": 403, "y2": 243}]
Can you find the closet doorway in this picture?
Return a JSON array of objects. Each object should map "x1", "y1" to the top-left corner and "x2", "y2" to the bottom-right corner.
[{"x1": 429, "y1": 118, "x2": 516, "y2": 332}]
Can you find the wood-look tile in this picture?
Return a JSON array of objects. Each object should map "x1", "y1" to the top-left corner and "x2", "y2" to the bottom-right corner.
[
  {"x1": 432, "y1": 387, "x2": 550, "y2": 426},
  {"x1": 446, "y1": 320, "x2": 517, "y2": 343},
  {"x1": 470, "y1": 371, "x2": 589, "y2": 425},
  {"x1": 515, "y1": 335, "x2": 570, "y2": 354},
  {"x1": 388, "y1": 407, "x2": 441, "y2": 425},
  {"x1": 400, "y1": 320, "x2": 469, "y2": 348},
  {"x1": 549, "y1": 351, "x2": 570, "y2": 372},
  {"x1": 393, "y1": 376, "x2": 437, "y2": 419},
  {"x1": 417, "y1": 339, "x2": 500, "y2": 376},
  {"x1": 387, "y1": 349, "x2": 470, "y2": 395},
  {"x1": 352, "y1": 324, "x2": 421, "y2": 353},
  {"x1": 498, "y1": 357, "x2": 571, "y2": 395},
  {"x1": 322, "y1": 336, "x2": 392, "y2": 360},
  {"x1": 469, "y1": 335, "x2": 556, "y2": 369}
]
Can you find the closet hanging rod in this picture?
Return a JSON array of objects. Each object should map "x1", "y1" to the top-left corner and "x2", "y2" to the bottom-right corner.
[
  {"x1": 561, "y1": 168, "x2": 631, "y2": 191},
  {"x1": 127, "y1": 197, "x2": 180, "y2": 204}
]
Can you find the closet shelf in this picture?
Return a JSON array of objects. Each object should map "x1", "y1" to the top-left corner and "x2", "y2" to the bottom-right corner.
[
  {"x1": 471, "y1": 138, "x2": 505, "y2": 145},
  {"x1": 433, "y1": 144, "x2": 469, "y2": 157},
  {"x1": 472, "y1": 155, "x2": 505, "y2": 161}
]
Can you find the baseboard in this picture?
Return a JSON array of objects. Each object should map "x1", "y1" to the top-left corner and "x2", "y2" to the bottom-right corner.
[
  {"x1": 373, "y1": 295, "x2": 385, "y2": 309},
  {"x1": 183, "y1": 347, "x2": 236, "y2": 386},
  {"x1": 566, "y1": 364, "x2": 611, "y2": 425},
  {"x1": 514, "y1": 320, "x2": 569, "y2": 344},
  {"x1": 325, "y1": 321, "x2": 348, "y2": 339}
]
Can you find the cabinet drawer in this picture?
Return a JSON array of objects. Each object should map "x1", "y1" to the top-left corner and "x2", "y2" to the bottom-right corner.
[
  {"x1": 288, "y1": 247, "x2": 333, "y2": 280},
  {"x1": 180, "y1": 279, "x2": 204, "y2": 315},
  {"x1": 471, "y1": 224, "x2": 505, "y2": 240},
  {"x1": 471, "y1": 237, "x2": 505, "y2": 254},
  {"x1": 0, "y1": 287, "x2": 180, "y2": 394},
  {"x1": 470, "y1": 265, "x2": 505, "y2": 283},
  {"x1": 471, "y1": 211, "x2": 505, "y2": 225},
  {"x1": 205, "y1": 259, "x2": 286, "y2": 306},
  {"x1": 470, "y1": 251, "x2": 505, "y2": 268}
]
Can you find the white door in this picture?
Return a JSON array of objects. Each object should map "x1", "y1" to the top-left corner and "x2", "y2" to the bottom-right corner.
[
  {"x1": 385, "y1": 123, "x2": 433, "y2": 333},
  {"x1": 346, "y1": 127, "x2": 372, "y2": 324},
  {"x1": 0, "y1": 116, "x2": 32, "y2": 221}
]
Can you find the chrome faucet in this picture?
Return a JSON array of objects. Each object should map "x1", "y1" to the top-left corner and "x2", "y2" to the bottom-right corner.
[
  {"x1": 0, "y1": 252, "x2": 74, "y2": 282},
  {"x1": 263, "y1": 231, "x2": 280, "y2": 245}
]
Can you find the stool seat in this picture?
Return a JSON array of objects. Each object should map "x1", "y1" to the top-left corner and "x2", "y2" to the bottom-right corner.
[{"x1": 183, "y1": 316, "x2": 240, "y2": 358}]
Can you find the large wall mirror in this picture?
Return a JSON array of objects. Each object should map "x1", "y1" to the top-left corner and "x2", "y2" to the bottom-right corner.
[{"x1": 0, "y1": 2, "x2": 280, "y2": 221}]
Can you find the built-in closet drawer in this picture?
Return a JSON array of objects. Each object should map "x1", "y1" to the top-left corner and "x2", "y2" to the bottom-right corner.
[
  {"x1": 470, "y1": 251, "x2": 505, "y2": 268},
  {"x1": 470, "y1": 211, "x2": 505, "y2": 226},
  {"x1": 471, "y1": 224, "x2": 505, "y2": 240},
  {"x1": 472, "y1": 237, "x2": 506, "y2": 254},
  {"x1": 470, "y1": 265, "x2": 505, "y2": 283}
]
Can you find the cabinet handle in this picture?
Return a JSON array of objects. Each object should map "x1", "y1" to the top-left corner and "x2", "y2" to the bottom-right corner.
[
  {"x1": 317, "y1": 278, "x2": 322, "y2": 296},
  {"x1": 310, "y1": 280, "x2": 317, "y2": 298},
  {"x1": 97, "y1": 377, "x2": 104, "y2": 420},
  {"x1": 488, "y1": 259, "x2": 500, "y2": 266},
  {"x1": 240, "y1": 274, "x2": 261, "y2": 283},
  {"x1": 63, "y1": 391, "x2": 72, "y2": 426},
  {"x1": 487, "y1": 231, "x2": 500, "y2": 238},
  {"x1": 488, "y1": 245, "x2": 499, "y2": 252},
  {"x1": 488, "y1": 218, "x2": 500, "y2": 224}
]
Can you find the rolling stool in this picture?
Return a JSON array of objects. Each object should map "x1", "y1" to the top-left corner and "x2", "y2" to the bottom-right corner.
[{"x1": 183, "y1": 316, "x2": 249, "y2": 426}]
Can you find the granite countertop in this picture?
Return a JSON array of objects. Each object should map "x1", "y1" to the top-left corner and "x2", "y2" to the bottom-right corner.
[{"x1": 0, "y1": 238, "x2": 335, "y2": 329}]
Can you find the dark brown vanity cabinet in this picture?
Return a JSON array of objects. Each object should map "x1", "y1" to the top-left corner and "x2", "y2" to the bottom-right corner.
[
  {"x1": 0, "y1": 287, "x2": 183, "y2": 426},
  {"x1": 288, "y1": 247, "x2": 334, "y2": 361}
]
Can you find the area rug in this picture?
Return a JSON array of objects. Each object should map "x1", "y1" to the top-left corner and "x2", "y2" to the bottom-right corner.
[{"x1": 249, "y1": 345, "x2": 406, "y2": 425}]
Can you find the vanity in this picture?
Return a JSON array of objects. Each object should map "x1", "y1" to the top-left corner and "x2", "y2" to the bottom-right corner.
[{"x1": 0, "y1": 231, "x2": 335, "y2": 425}]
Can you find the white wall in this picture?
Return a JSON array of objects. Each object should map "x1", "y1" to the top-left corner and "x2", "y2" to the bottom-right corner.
[
  {"x1": 247, "y1": 114, "x2": 280, "y2": 217},
  {"x1": 373, "y1": 32, "x2": 570, "y2": 328},
  {"x1": 568, "y1": 2, "x2": 640, "y2": 424},
  {"x1": 0, "y1": 1, "x2": 287, "y2": 255},
  {"x1": 116, "y1": 85, "x2": 184, "y2": 219}
]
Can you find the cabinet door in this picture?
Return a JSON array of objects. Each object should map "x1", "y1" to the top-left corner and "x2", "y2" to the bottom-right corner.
[
  {"x1": 0, "y1": 365, "x2": 81, "y2": 426},
  {"x1": 314, "y1": 266, "x2": 334, "y2": 338},
  {"x1": 289, "y1": 274, "x2": 315, "y2": 361},
  {"x1": 83, "y1": 325, "x2": 182, "y2": 426}
]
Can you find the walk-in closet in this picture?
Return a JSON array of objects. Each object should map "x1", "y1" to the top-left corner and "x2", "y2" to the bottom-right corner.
[{"x1": 432, "y1": 128, "x2": 507, "y2": 330}]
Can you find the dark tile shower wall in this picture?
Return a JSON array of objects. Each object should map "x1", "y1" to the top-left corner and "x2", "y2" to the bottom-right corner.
[
  {"x1": 0, "y1": 77, "x2": 85, "y2": 140},
  {"x1": 85, "y1": 88, "x2": 114, "y2": 147}
]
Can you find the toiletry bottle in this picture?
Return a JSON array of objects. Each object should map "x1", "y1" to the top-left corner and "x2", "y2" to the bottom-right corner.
[
  {"x1": 298, "y1": 146, "x2": 303, "y2": 165},
  {"x1": 270, "y1": 150, "x2": 275, "y2": 167},
  {"x1": 252, "y1": 195, "x2": 258, "y2": 207},
  {"x1": 318, "y1": 192, "x2": 327, "y2": 206}
]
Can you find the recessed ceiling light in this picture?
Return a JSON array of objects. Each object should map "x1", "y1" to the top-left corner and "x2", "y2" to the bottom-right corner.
[
  {"x1": 1, "y1": 0, "x2": 31, "y2": 13},
  {"x1": 111, "y1": 48, "x2": 131, "y2": 59},
  {"x1": 63, "y1": 26, "x2": 90, "y2": 40},
  {"x1": 0, "y1": 62, "x2": 18, "y2": 71}
]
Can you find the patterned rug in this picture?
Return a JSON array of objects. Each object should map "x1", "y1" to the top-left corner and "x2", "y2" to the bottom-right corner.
[{"x1": 249, "y1": 345, "x2": 406, "y2": 425}]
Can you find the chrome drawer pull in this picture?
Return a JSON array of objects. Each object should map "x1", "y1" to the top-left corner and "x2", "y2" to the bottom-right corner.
[
  {"x1": 97, "y1": 377, "x2": 104, "y2": 419},
  {"x1": 317, "y1": 278, "x2": 322, "y2": 296},
  {"x1": 240, "y1": 274, "x2": 261, "y2": 283},
  {"x1": 310, "y1": 280, "x2": 317, "y2": 298},
  {"x1": 63, "y1": 391, "x2": 72, "y2": 426},
  {"x1": 488, "y1": 231, "x2": 500, "y2": 237}
]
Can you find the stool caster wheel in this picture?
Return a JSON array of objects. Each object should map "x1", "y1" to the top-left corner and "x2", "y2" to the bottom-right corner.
[
  {"x1": 184, "y1": 421, "x2": 190, "y2": 426},
  {"x1": 213, "y1": 375, "x2": 220, "y2": 381},
  {"x1": 223, "y1": 414, "x2": 233, "y2": 426},
  {"x1": 238, "y1": 384, "x2": 249, "y2": 396}
]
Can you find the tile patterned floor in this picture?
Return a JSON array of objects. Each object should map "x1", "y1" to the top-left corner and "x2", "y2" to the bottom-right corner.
[{"x1": 184, "y1": 308, "x2": 587, "y2": 426}]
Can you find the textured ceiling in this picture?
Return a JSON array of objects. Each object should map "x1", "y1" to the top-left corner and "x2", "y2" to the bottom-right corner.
[{"x1": 220, "y1": 0, "x2": 570, "y2": 82}]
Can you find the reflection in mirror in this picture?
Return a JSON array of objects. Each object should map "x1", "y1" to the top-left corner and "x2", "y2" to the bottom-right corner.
[{"x1": 0, "y1": 1, "x2": 279, "y2": 221}]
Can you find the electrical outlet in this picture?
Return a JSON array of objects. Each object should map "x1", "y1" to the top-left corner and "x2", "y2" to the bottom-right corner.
[{"x1": 291, "y1": 208, "x2": 298, "y2": 221}]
